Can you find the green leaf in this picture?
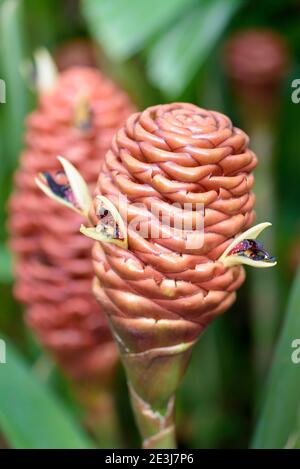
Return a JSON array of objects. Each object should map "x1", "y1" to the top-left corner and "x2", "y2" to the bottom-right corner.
[
  {"x1": 0, "y1": 245, "x2": 13, "y2": 283},
  {"x1": 23, "y1": 0, "x2": 69, "y2": 49},
  {"x1": 147, "y1": 0, "x2": 241, "y2": 98},
  {"x1": 0, "y1": 339, "x2": 95, "y2": 448},
  {"x1": 0, "y1": 0, "x2": 30, "y2": 170},
  {"x1": 252, "y1": 267, "x2": 300, "y2": 448},
  {"x1": 82, "y1": 0, "x2": 194, "y2": 60}
]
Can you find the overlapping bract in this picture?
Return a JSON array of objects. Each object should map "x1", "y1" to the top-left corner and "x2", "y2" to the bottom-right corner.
[
  {"x1": 9, "y1": 67, "x2": 134, "y2": 383},
  {"x1": 90, "y1": 103, "x2": 257, "y2": 354}
]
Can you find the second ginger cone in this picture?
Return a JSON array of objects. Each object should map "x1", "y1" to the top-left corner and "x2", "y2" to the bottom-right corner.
[{"x1": 9, "y1": 67, "x2": 134, "y2": 445}]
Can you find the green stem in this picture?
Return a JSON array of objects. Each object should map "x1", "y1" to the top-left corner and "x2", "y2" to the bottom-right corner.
[
  {"x1": 113, "y1": 332, "x2": 194, "y2": 449},
  {"x1": 106, "y1": 313, "x2": 195, "y2": 449},
  {"x1": 129, "y1": 384, "x2": 177, "y2": 449},
  {"x1": 76, "y1": 386, "x2": 123, "y2": 448}
]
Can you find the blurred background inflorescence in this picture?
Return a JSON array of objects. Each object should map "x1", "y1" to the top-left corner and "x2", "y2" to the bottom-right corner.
[{"x1": 1, "y1": 0, "x2": 300, "y2": 449}]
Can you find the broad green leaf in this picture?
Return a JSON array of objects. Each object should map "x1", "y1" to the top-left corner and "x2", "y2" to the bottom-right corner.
[
  {"x1": 0, "y1": 245, "x2": 12, "y2": 283},
  {"x1": 252, "y1": 267, "x2": 300, "y2": 448},
  {"x1": 0, "y1": 339, "x2": 95, "y2": 448},
  {"x1": 147, "y1": 0, "x2": 241, "y2": 98},
  {"x1": 82, "y1": 0, "x2": 194, "y2": 60},
  {"x1": 23, "y1": 0, "x2": 68, "y2": 48},
  {"x1": 0, "y1": 0, "x2": 30, "y2": 170}
]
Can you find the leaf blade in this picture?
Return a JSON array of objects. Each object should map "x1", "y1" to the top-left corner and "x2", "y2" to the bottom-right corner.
[
  {"x1": 0, "y1": 0, "x2": 30, "y2": 170},
  {"x1": 147, "y1": 0, "x2": 241, "y2": 98},
  {"x1": 0, "y1": 340, "x2": 95, "y2": 448},
  {"x1": 82, "y1": 0, "x2": 194, "y2": 60},
  {"x1": 252, "y1": 267, "x2": 300, "y2": 448},
  {"x1": 0, "y1": 245, "x2": 13, "y2": 284}
]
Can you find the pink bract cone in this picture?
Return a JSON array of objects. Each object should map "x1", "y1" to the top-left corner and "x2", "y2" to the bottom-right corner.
[
  {"x1": 9, "y1": 67, "x2": 134, "y2": 414},
  {"x1": 223, "y1": 29, "x2": 290, "y2": 119},
  {"x1": 54, "y1": 39, "x2": 98, "y2": 72},
  {"x1": 87, "y1": 103, "x2": 259, "y2": 447}
]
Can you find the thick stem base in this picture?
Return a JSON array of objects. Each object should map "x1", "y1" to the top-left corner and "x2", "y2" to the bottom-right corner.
[{"x1": 129, "y1": 384, "x2": 176, "y2": 449}]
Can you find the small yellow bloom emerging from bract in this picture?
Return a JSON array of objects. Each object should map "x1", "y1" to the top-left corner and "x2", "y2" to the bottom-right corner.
[
  {"x1": 35, "y1": 156, "x2": 92, "y2": 218},
  {"x1": 219, "y1": 222, "x2": 277, "y2": 268},
  {"x1": 80, "y1": 196, "x2": 128, "y2": 249}
]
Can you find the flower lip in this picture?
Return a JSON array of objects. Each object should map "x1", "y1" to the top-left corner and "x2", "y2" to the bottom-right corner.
[
  {"x1": 80, "y1": 196, "x2": 128, "y2": 249},
  {"x1": 42, "y1": 171, "x2": 77, "y2": 206},
  {"x1": 228, "y1": 239, "x2": 276, "y2": 263},
  {"x1": 35, "y1": 156, "x2": 92, "y2": 217},
  {"x1": 219, "y1": 222, "x2": 277, "y2": 269},
  {"x1": 96, "y1": 206, "x2": 124, "y2": 241},
  {"x1": 35, "y1": 170, "x2": 79, "y2": 214}
]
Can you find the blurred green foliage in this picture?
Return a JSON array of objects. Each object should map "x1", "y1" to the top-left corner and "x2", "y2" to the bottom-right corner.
[
  {"x1": 0, "y1": 339, "x2": 95, "y2": 448},
  {"x1": 1, "y1": 0, "x2": 300, "y2": 449},
  {"x1": 82, "y1": 0, "x2": 241, "y2": 97},
  {"x1": 252, "y1": 267, "x2": 300, "y2": 448}
]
